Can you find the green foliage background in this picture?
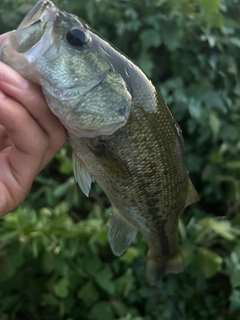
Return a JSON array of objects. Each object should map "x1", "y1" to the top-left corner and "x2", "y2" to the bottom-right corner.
[{"x1": 0, "y1": 0, "x2": 240, "y2": 319}]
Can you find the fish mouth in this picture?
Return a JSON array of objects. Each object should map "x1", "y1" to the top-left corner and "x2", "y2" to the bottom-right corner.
[
  {"x1": 13, "y1": 20, "x2": 48, "y2": 54},
  {"x1": 17, "y1": 0, "x2": 57, "y2": 29},
  {"x1": 1, "y1": 1, "x2": 58, "y2": 66}
]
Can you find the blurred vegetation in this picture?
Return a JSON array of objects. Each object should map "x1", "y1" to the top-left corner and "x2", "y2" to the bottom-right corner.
[{"x1": 0, "y1": 0, "x2": 240, "y2": 319}]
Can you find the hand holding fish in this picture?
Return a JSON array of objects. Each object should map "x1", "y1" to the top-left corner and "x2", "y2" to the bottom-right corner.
[{"x1": 0, "y1": 34, "x2": 67, "y2": 216}]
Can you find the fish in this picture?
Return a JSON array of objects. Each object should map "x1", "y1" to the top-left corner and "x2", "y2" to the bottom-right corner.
[{"x1": 0, "y1": 0, "x2": 199, "y2": 283}]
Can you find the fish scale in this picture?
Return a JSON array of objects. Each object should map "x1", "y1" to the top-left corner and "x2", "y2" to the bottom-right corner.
[{"x1": 0, "y1": 0, "x2": 199, "y2": 283}]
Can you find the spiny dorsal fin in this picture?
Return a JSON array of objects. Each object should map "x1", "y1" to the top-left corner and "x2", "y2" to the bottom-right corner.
[
  {"x1": 109, "y1": 211, "x2": 137, "y2": 256},
  {"x1": 185, "y1": 178, "x2": 199, "y2": 208},
  {"x1": 72, "y1": 152, "x2": 92, "y2": 197}
]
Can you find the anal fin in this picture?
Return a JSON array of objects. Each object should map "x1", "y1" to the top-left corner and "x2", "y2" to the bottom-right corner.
[
  {"x1": 185, "y1": 178, "x2": 199, "y2": 208},
  {"x1": 72, "y1": 152, "x2": 92, "y2": 196},
  {"x1": 109, "y1": 211, "x2": 137, "y2": 256}
]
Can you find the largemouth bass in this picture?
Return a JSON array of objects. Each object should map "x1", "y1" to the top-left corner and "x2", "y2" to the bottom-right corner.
[{"x1": 0, "y1": 0, "x2": 199, "y2": 283}]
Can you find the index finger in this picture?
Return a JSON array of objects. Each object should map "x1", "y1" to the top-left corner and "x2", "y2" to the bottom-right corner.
[{"x1": 0, "y1": 62, "x2": 67, "y2": 141}]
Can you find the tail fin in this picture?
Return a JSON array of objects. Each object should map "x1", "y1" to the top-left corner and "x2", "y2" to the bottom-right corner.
[
  {"x1": 146, "y1": 253, "x2": 183, "y2": 284},
  {"x1": 165, "y1": 253, "x2": 184, "y2": 273}
]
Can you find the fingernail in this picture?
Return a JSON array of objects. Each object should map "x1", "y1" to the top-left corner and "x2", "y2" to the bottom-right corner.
[
  {"x1": 0, "y1": 62, "x2": 29, "y2": 89},
  {"x1": 0, "y1": 90, "x2": 6, "y2": 98}
]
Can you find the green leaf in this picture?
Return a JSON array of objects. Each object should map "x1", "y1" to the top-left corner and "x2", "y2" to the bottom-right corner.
[
  {"x1": 225, "y1": 249, "x2": 240, "y2": 288},
  {"x1": 42, "y1": 252, "x2": 58, "y2": 273},
  {"x1": 229, "y1": 37, "x2": 240, "y2": 48},
  {"x1": 53, "y1": 277, "x2": 69, "y2": 298},
  {"x1": 17, "y1": 208, "x2": 37, "y2": 229},
  {"x1": 197, "y1": 0, "x2": 221, "y2": 15},
  {"x1": 229, "y1": 267, "x2": 240, "y2": 288},
  {"x1": 91, "y1": 301, "x2": 114, "y2": 320},
  {"x1": 209, "y1": 111, "x2": 221, "y2": 135},
  {"x1": 0, "y1": 230, "x2": 19, "y2": 243},
  {"x1": 115, "y1": 270, "x2": 135, "y2": 297},
  {"x1": 190, "y1": 248, "x2": 223, "y2": 278},
  {"x1": 188, "y1": 99, "x2": 203, "y2": 120},
  {"x1": 229, "y1": 289, "x2": 240, "y2": 312},
  {"x1": 210, "y1": 220, "x2": 236, "y2": 241},
  {"x1": 202, "y1": 91, "x2": 226, "y2": 112},
  {"x1": 95, "y1": 266, "x2": 115, "y2": 295},
  {"x1": 78, "y1": 281, "x2": 99, "y2": 305},
  {"x1": 53, "y1": 183, "x2": 71, "y2": 198},
  {"x1": 225, "y1": 161, "x2": 240, "y2": 170},
  {"x1": 209, "y1": 152, "x2": 223, "y2": 164},
  {"x1": 120, "y1": 247, "x2": 140, "y2": 263},
  {"x1": 162, "y1": 21, "x2": 183, "y2": 50},
  {"x1": 140, "y1": 29, "x2": 161, "y2": 49},
  {"x1": 42, "y1": 294, "x2": 60, "y2": 307},
  {"x1": 111, "y1": 300, "x2": 127, "y2": 317},
  {"x1": 81, "y1": 255, "x2": 102, "y2": 276}
]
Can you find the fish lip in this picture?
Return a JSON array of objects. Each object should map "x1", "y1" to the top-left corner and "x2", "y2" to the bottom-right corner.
[
  {"x1": 2, "y1": 1, "x2": 59, "y2": 63},
  {"x1": 9, "y1": 0, "x2": 59, "y2": 51},
  {"x1": 18, "y1": 0, "x2": 58, "y2": 30}
]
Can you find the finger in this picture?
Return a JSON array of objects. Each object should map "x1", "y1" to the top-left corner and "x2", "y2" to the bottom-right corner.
[
  {"x1": 0, "y1": 62, "x2": 60, "y2": 135},
  {"x1": 0, "y1": 94, "x2": 48, "y2": 186},
  {"x1": 0, "y1": 62, "x2": 67, "y2": 166}
]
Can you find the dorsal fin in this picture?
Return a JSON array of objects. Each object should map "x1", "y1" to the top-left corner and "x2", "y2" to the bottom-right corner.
[
  {"x1": 109, "y1": 211, "x2": 137, "y2": 256},
  {"x1": 72, "y1": 152, "x2": 92, "y2": 196},
  {"x1": 185, "y1": 178, "x2": 199, "y2": 208}
]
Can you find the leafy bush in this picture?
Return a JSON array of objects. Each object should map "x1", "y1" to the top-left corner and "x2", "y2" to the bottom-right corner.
[{"x1": 0, "y1": 0, "x2": 240, "y2": 319}]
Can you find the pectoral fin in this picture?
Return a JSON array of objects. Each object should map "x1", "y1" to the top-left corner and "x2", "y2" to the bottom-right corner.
[
  {"x1": 72, "y1": 153, "x2": 92, "y2": 196},
  {"x1": 109, "y1": 211, "x2": 137, "y2": 256},
  {"x1": 185, "y1": 178, "x2": 199, "y2": 208},
  {"x1": 99, "y1": 140, "x2": 131, "y2": 175}
]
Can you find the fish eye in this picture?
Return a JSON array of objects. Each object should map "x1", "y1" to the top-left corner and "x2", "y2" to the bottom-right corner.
[{"x1": 66, "y1": 27, "x2": 90, "y2": 48}]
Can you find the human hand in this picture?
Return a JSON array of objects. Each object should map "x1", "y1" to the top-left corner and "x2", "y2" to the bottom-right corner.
[{"x1": 0, "y1": 33, "x2": 67, "y2": 217}]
